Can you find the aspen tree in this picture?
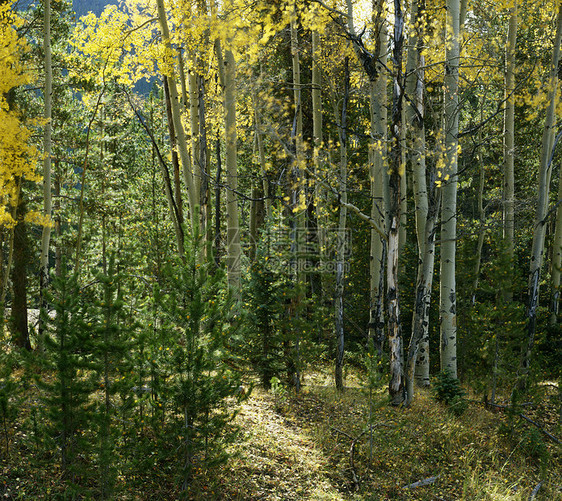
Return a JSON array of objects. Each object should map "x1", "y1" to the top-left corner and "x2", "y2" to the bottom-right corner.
[
  {"x1": 39, "y1": 0, "x2": 53, "y2": 347},
  {"x1": 503, "y1": 0, "x2": 517, "y2": 301},
  {"x1": 439, "y1": 0, "x2": 462, "y2": 377},
  {"x1": 386, "y1": 0, "x2": 406, "y2": 405},
  {"x1": 520, "y1": 3, "x2": 562, "y2": 389},
  {"x1": 212, "y1": 0, "x2": 242, "y2": 292},
  {"x1": 405, "y1": 0, "x2": 439, "y2": 400},
  {"x1": 343, "y1": 0, "x2": 388, "y2": 355},
  {"x1": 334, "y1": 58, "x2": 350, "y2": 392},
  {"x1": 156, "y1": 0, "x2": 197, "y2": 231}
]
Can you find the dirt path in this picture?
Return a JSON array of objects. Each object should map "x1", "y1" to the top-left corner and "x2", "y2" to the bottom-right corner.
[{"x1": 222, "y1": 390, "x2": 344, "y2": 501}]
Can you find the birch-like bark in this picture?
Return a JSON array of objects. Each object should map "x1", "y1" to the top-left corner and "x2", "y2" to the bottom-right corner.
[
  {"x1": 156, "y1": 0, "x2": 197, "y2": 230},
  {"x1": 345, "y1": 0, "x2": 388, "y2": 355},
  {"x1": 406, "y1": 180, "x2": 440, "y2": 404},
  {"x1": 520, "y1": 4, "x2": 562, "y2": 388},
  {"x1": 38, "y1": 0, "x2": 52, "y2": 351},
  {"x1": 440, "y1": 0, "x2": 461, "y2": 377},
  {"x1": 404, "y1": 0, "x2": 435, "y2": 395},
  {"x1": 387, "y1": 0, "x2": 405, "y2": 405},
  {"x1": 334, "y1": 59, "x2": 349, "y2": 392},
  {"x1": 290, "y1": 2, "x2": 304, "y2": 392},
  {"x1": 223, "y1": 48, "x2": 241, "y2": 291},
  {"x1": 503, "y1": 1, "x2": 517, "y2": 298}
]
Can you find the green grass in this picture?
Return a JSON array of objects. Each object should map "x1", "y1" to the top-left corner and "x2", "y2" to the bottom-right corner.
[{"x1": 1, "y1": 367, "x2": 561, "y2": 500}]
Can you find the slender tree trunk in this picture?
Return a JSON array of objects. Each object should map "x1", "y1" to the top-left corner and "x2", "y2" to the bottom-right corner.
[
  {"x1": 214, "y1": 133, "x2": 222, "y2": 268},
  {"x1": 472, "y1": 107, "x2": 486, "y2": 303},
  {"x1": 387, "y1": 0, "x2": 405, "y2": 406},
  {"x1": 503, "y1": 1, "x2": 517, "y2": 305},
  {"x1": 440, "y1": 0, "x2": 461, "y2": 377},
  {"x1": 163, "y1": 76, "x2": 184, "y2": 227},
  {"x1": 345, "y1": 0, "x2": 388, "y2": 355},
  {"x1": 404, "y1": 0, "x2": 436, "y2": 396},
  {"x1": 311, "y1": 26, "x2": 325, "y2": 299},
  {"x1": 406, "y1": 183, "x2": 440, "y2": 404},
  {"x1": 156, "y1": 0, "x2": 197, "y2": 230},
  {"x1": 223, "y1": 48, "x2": 242, "y2": 291},
  {"x1": 520, "y1": 4, "x2": 562, "y2": 389},
  {"x1": 13, "y1": 193, "x2": 30, "y2": 350},
  {"x1": 290, "y1": 2, "x2": 304, "y2": 392},
  {"x1": 551, "y1": 165, "x2": 562, "y2": 321},
  {"x1": 198, "y1": 78, "x2": 211, "y2": 254},
  {"x1": 38, "y1": 0, "x2": 52, "y2": 351},
  {"x1": 335, "y1": 59, "x2": 350, "y2": 392}
]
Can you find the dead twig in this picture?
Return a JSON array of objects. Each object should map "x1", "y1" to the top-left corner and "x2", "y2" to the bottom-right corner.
[
  {"x1": 519, "y1": 414, "x2": 561, "y2": 445},
  {"x1": 528, "y1": 480, "x2": 543, "y2": 501},
  {"x1": 403, "y1": 476, "x2": 440, "y2": 489},
  {"x1": 483, "y1": 401, "x2": 561, "y2": 446}
]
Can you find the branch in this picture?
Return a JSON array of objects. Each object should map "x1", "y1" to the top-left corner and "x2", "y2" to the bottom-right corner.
[
  {"x1": 403, "y1": 476, "x2": 440, "y2": 489},
  {"x1": 529, "y1": 481, "x2": 543, "y2": 501},
  {"x1": 261, "y1": 116, "x2": 387, "y2": 239},
  {"x1": 484, "y1": 401, "x2": 561, "y2": 445},
  {"x1": 519, "y1": 413, "x2": 562, "y2": 445},
  {"x1": 311, "y1": 0, "x2": 349, "y2": 19}
]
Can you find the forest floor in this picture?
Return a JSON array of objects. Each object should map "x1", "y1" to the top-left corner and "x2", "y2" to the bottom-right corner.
[
  {"x1": 2, "y1": 368, "x2": 561, "y2": 500},
  {"x1": 200, "y1": 371, "x2": 562, "y2": 501}
]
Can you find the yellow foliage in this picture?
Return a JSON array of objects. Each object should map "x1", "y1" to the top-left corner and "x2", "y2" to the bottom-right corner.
[{"x1": 0, "y1": 3, "x2": 39, "y2": 228}]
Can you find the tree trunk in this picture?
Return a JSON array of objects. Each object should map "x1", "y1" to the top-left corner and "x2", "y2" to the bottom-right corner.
[
  {"x1": 404, "y1": 0, "x2": 436, "y2": 397},
  {"x1": 503, "y1": 1, "x2": 517, "y2": 305},
  {"x1": 12, "y1": 193, "x2": 30, "y2": 350},
  {"x1": 387, "y1": 0, "x2": 405, "y2": 406},
  {"x1": 345, "y1": 0, "x2": 388, "y2": 356},
  {"x1": 439, "y1": 0, "x2": 461, "y2": 377},
  {"x1": 223, "y1": 48, "x2": 242, "y2": 291},
  {"x1": 39, "y1": 0, "x2": 52, "y2": 351},
  {"x1": 520, "y1": 4, "x2": 562, "y2": 390},
  {"x1": 156, "y1": 0, "x2": 197, "y2": 230},
  {"x1": 334, "y1": 58, "x2": 349, "y2": 392}
]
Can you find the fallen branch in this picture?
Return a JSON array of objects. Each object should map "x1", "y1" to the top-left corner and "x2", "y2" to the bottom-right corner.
[
  {"x1": 519, "y1": 414, "x2": 561, "y2": 445},
  {"x1": 331, "y1": 425, "x2": 392, "y2": 490},
  {"x1": 528, "y1": 480, "x2": 542, "y2": 501},
  {"x1": 403, "y1": 476, "x2": 440, "y2": 489},
  {"x1": 482, "y1": 401, "x2": 561, "y2": 445}
]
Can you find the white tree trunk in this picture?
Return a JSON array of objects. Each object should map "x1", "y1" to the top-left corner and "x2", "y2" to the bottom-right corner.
[
  {"x1": 520, "y1": 4, "x2": 562, "y2": 388},
  {"x1": 439, "y1": 0, "x2": 461, "y2": 377},
  {"x1": 39, "y1": 0, "x2": 53, "y2": 351}
]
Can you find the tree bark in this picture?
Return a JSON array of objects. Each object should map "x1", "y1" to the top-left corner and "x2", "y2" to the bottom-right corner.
[
  {"x1": 344, "y1": 0, "x2": 388, "y2": 356},
  {"x1": 503, "y1": 1, "x2": 517, "y2": 304},
  {"x1": 439, "y1": 0, "x2": 462, "y2": 377},
  {"x1": 404, "y1": 0, "x2": 436, "y2": 397},
  {"x1": 387, "y1": 0, "x2": 405, "y2": 406},
  {"x1": 156, "y1": 0, "x2": 197, "y2": 230},
  {"x1": 334, "y1": 58, "x2": 349, "y2": 392},
  {"x1": 223, "y1": 48, "x2": 242, "y2": 291},
  {"x1": 520, "y1": 4, "x2": 562, "y2": 389},
  {"x1": 39, "y1": 0, "x2": 52, "y2": 351},
  {"x1": 12, "y1": 193, "x2": 30, "y2": 350}
]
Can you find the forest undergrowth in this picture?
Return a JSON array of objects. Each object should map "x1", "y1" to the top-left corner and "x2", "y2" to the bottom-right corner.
[{"x1": 1, "y1": 367, "x2": 561, "y2": 500}]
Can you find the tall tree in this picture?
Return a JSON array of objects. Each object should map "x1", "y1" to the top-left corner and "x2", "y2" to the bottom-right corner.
[
  {"x1": 386, "y1": 0, "x2": 406, "y2": 405},
  {"x1": 334, "y1": 58, "x2": 350, "y2": 392},
  {"x1": 439, "y1": 0, "x2": 462, "y2": 377},
  {"x1": 156, "y1": 0, "x2": 198, "y2": 231},
  {"x1": 39, "y1": 0, "x2": 53, "y2": 350},
  {"x1": 503, "y1": 0, "x2": 517, "y2": 301},
  {"x1": 519, "y1": 3, "x2": 562, "y2": 389}
]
